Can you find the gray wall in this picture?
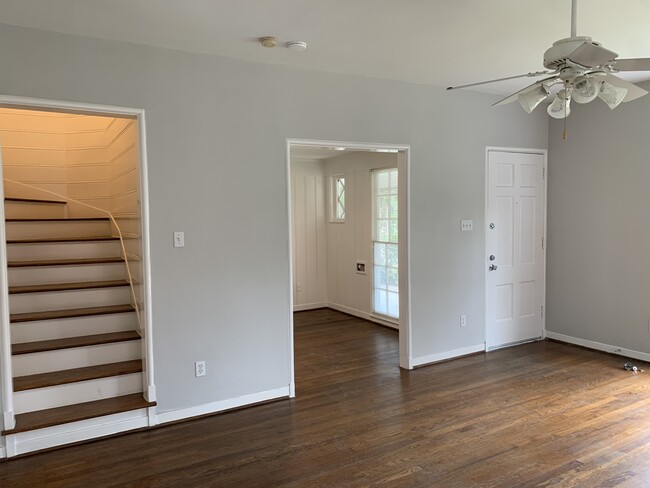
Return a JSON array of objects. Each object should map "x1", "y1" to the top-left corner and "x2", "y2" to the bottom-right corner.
[
  {"x1": 0, "y1": 23, "x2": 548, "y2": 424},
  {"x1": 547, "y1": 83, "x2": 650, "y2": 355}
]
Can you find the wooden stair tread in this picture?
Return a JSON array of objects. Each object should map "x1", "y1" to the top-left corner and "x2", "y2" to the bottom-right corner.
[
  {"x1": 12, "y1": 331, "x2": 141, "y2": 355},
  {"x1": 10, "y1": 279, "x2": 131, "y2": 294},
  {"x1": 4, "y1": 197, "x2": 66, "y2": 205},
  {"x1": 13, "y1": 360, "x2": 143, "y2": 392},
  {"x1": 2, "y1": 393, "x2": 155, "y2": 435},
  {"x1": 7, "y1": 236, "x2": 119, "y2": 244},
  {"x1": 11, "y1": 304, "x2": 135, "y2": 323},
  {"x1": 6, "y1": 217, "x2": 110, "y2": 222},
  {"x1": 8, "y1": 257, "x2": 125, "y2": 267}
]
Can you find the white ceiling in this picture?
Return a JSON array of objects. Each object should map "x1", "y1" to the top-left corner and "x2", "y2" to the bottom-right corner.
[{"x1": 2, "y1": 0, "x2": 650, "y2": 95}]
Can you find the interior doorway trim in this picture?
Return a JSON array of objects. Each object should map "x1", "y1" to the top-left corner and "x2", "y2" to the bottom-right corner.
[
  {"x1": 286, "y1": 138, "x2": 413, "y2": 393},
  {"x1": 484, "y1": 146, "x2": 548, "y2": 351},
  {"x1": 0, "y1": 95, "x2": 156, "y2": 433}
]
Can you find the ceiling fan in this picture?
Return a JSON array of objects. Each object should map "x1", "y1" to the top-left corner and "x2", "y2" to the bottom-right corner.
[{"x1": 447, "y1": 0, "x2": 650, "y2": 121}]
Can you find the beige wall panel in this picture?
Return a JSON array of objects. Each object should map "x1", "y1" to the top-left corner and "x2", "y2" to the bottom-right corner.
[
  {"x1": 2, "y1": 148, "x2": 67, "y2": 166},
  {"x1": 110, "y1": 146, "x2": 137, "y2": 176},
  {"x1": 68, "y1": 164, "x2": 111, "y2": 183},
  {"x1": 66, "y1": 148, "x2": 108, "y2": 165},
  {"x1": 0, "y1": 130, "x2": 68, "y2": 150},
  {"x1": 66, "y1": 198, "x2": 110, "y2": 217},
  {"x1": 68, "y1": 181, "x2": 109, "y2": 199},
  {"x1": 64, "y1": 115, "x2": 114, "y2": 133},
  {"x1": 0, "y1": 108, "x2": 68, "y2": 132},
  {"x1": 110, "y1": 192, "x2": 139, "y2": 216},
  {"x1": 108, "y1": 124, "x2": 137, "y2": 158},
  {"x1": 65, "y1": 131, "x2": 111, "y2": 149},
  {"x1": 110, "y1": 170, "x2": 138, "y2": 197},
  {"x1": 3, "y1": 165, "x2": 66, "y2": 183}
]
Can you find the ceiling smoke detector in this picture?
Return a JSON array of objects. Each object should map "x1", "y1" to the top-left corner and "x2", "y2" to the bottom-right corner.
[
  {"x1": 287, "y1": 41, "x2": 308, "y2": 52},
  {"x1": 259, "y1": 36, "x2": 278, "y2": 48}
]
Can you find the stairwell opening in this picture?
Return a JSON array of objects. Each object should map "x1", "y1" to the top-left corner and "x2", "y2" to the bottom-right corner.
[{"x1": 0, "y1": 100, "x2": 155, "y2": 457}]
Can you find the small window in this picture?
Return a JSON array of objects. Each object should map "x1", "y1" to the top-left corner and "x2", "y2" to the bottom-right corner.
[{"x1": 330, "y1": 175, "x2": 345, "y2": 222}]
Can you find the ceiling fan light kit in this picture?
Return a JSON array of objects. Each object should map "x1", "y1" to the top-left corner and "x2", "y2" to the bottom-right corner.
[{"x1": 447, "y1": 0, "x2": 650, "y2": 124}]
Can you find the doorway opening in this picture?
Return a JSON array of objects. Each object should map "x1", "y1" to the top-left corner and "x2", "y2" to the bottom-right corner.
[
  {"x1": 286, "y1": 139, "x2": 411, "y2": 395},
  {"x1": 0, "y1": 96, "x2": 155, "y2": 456}
]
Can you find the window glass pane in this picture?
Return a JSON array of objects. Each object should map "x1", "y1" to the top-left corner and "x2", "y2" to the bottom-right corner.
[
  {"x1": 374, "y1": 243, "x2": 386, "y2": 266},
  {"x1": 389, "y1": 221, "x2": 398, "y2": 243},
  {"x1": 374, "y1": 265, "x2": 387, "y2": 290},
  {"x1": 387, "y1": 292, "x2": 399, "y2": 318},
  {"x1": 377, "y1": 220, "x2": 389, "y2": 242},
  {"x1": 390, "y1": 195, "x2": 398, "y2": 219},
  {"x1": 378, "y1": 196, "x2": 390, "y2": 219},
  {"x1": 387, "y1": 268, "x2": 399, "y2": 290},
  {"x1": 374, "y1": 289, "x2": 387, "y2": 316},
  {"x1": 335, "y1": 177, "x2": 346, "y2": 220},
  {"x1": 386, "y1": 244, "x2": 398, "y2": 268}
]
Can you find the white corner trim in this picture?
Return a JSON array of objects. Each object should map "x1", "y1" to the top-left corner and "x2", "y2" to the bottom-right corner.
[
  {"x1": 546, "y1": 331, "x2": 650, "y2": 363},
  {"x1": 327, "y1": 302, "x2": 399, "y2": 330},
  {"x1": 156, "y1": 386, "x2": 290, "y2": 425},
  {"x1": 5, "y1": 409, "x2": 150, "y2": 457},
  {"x1": 289, "y1": 382, "x2": 296, "y2": 398},
  {"x1": 412, "y1": 343, "x2": 485, "y2": 368},
  {"x1": 293, "y1": 302, "x2": 328, "y2": 312}
]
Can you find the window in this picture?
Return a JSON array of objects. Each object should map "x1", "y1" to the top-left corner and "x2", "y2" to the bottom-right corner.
[
  {"x1": 330, "y1": 175, "x2": 346, "y2": 222},
  {"x1": 372, "y1": 168, "x2": 399, "y2": 319}
]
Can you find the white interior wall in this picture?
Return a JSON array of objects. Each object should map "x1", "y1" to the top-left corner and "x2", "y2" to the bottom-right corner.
[
  {"x1": 0, "y1": 23, "x2": 549, "y2": 434},
  {"x1": 546, "y1": 81, "x2": 650, "y2": 360},
  {"x1": 324, "y1": 152, "x2": 398, "y2": 321},
  {"x1": 291, "y1": 158, "x2": 328, "y2": 310}
]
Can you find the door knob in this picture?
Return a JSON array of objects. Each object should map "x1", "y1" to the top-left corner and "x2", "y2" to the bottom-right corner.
[
  {"x1": 489, "y1": 255, "x2": 496, "y2": 261},
  {"x1": 489, "y1": 264, "x2": 498, "y2": 271}
]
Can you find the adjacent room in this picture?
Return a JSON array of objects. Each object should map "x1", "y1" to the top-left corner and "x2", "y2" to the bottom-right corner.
[{"x1": 0, "y1": 0, "x2": 649, "y2": 486}]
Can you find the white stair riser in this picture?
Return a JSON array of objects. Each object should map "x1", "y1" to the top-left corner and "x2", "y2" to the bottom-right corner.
[
  {"x1": 5, "y1": 221, "x2": 112, "y2": 240},
  {"x1": 4, "y1": 202, "x2": 66, "y2": 219},
  {"x1": 7, "y1": 241, "x2": 122, "y2": 260},
  {"x1": 12, "y1": 340, "x2": 142, "y2": 376},
  {"x1": 8, "y1": 262, "x2": 127, "y2": 286},
  {"x1": 13, "y1": 372, "x2": 143, "y2": 414},
  {"x1": 10, "y1": 287, "x2": 132, "y2": 313},
  {"x1": 10, "y1": 312, "x2": 138, "y2": 342},
  {"x1": 7, "y1": 409, "x2": 151, "y2": 457}
]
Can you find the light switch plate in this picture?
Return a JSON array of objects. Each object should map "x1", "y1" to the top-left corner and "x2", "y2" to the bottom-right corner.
[
  {"x1": 174, "y1": 231, "x2": 185, "y2": 248},
  {"x1": 460, "y1": 220, "x2": 473, "y2": 232}
]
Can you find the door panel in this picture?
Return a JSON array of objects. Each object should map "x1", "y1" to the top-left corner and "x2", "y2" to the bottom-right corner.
[{"x1": 487, "y1": 150, "x2": 545, "y2": 349}]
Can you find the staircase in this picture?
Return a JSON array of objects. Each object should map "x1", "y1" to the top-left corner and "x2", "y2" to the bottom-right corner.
[{"x1": 1, "y1": 197, "x2": 154, "y2": 455}]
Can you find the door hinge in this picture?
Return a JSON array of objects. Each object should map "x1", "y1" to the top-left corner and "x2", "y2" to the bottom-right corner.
[
  {"x1": 542, "y1": 167, "x2": 545, "y2": 180},
  {"x1": 541, "y1": 306, "x2": 544, "y2": 318},
  {"x1": 541, "y1": 237, "x2": 544, "y2": 250}
]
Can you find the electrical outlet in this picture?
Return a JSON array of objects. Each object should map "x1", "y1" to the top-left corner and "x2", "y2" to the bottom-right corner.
[
  {"x1": 460, "y1": 315, "x2": 467, "y2": 327},
  {"x1": 195, "y1": 361, "x2": 206, "y2": 377},
  {"x1": 174, "y1": 231, "x2": 185, "y2": 248}
]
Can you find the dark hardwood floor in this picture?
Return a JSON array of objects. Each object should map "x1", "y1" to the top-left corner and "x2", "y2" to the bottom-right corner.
[{"x1": 1, "y1": 308, "x2": 650, "y2": 487}]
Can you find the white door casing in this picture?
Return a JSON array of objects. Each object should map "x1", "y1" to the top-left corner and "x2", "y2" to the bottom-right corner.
[{"x1": 486, "y1": 149, "x2": 546, "y2": 350}]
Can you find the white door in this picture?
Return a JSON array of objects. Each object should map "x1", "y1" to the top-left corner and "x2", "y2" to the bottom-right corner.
[{"x1": 486, "y1": 150, "x2": 545, "y2": 350}]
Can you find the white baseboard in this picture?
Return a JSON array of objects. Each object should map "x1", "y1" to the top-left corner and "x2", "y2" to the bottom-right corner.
[
  {"x1": 5, "y1": 408, "x2": 150, "y2": 457},
  {"x1": 156, "y1": 386, "x2": 290, "y2": 425},
  {"x1": 412, "y1": 343, "x2": 485, "y2": 368},
  {"x1": 546, "y1": 331, "x2": 650, "y2": 363},
  {"x1": 0, "y1": 445, "x2": 6, "y2": 459},
  {"x1": 293, "y1": 302, "x2": 328, "y2": 312},
  {"x1": 327, "y1": 302, "x2": 399, "y2": 330}
]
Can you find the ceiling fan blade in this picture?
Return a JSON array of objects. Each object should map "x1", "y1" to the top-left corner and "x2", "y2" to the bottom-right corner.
[
  {"x1": 568, "y1": 42, "x2": 617, "y2": 67},
  {"x1": 604, "y1": 73, "x2": 648, "y2": 102},
  {"x1": 447, "y1": 71, "x2": 554, "y2": 91},
  {"x1": 492, "y1": 76, "x2": 560, "y2": 107},
  {"x1": 613, "y1": 58, "x2": 650, "y2": 71}
]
